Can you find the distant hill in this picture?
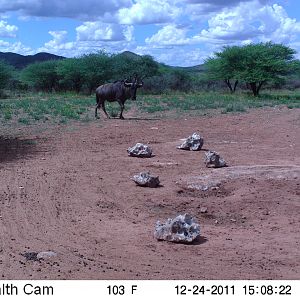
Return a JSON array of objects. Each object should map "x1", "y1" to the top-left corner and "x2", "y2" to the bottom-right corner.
[
  {"x1": 0, "y1": 52, "x2": 65, "y2": 69},
  {"x1": 117, "y1": 50, "x2": 205, "y2": 74},
  {"x1": 0, "y1": 50, "x2": 205, "y2": 72}
]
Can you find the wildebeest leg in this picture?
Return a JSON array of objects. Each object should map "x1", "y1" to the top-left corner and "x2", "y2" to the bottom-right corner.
[
  {"x1": 119, "y1": 102, "x2": 125, "y2": 120},
  {"x1": 95, "y1": 104, "x2": 100, "y2": 119},
  {"x1": 102, "y1": 102, "x2": 110, "y2": 119}
]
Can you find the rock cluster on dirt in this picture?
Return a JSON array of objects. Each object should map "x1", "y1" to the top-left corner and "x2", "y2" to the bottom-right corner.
[
  {"x1": 127, "y1": 143, "x2": 153, "y2": 158},
  {"x1": 154, "y1": 214, "x2": 200, "y2": 243},
  {"x1": 21, "y1": 251, "x2": 57, "y2": 261},
  {"x1": 132, "y1": 172, "x2": 160, "y2": 188},
  {"x1": 37, "y1": 251, "x2": 57, "y2": 260},
  {"x1": 177, "y1": 132, "x2": 204, "y2": 151},
  {"x1": 205, "y1": 150, "x2": 227, "y2": 168}
]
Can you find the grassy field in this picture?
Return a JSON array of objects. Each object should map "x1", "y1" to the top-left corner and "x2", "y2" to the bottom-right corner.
[{"x1": 0, "y1": 90, "x2": 300, "y2": 126}]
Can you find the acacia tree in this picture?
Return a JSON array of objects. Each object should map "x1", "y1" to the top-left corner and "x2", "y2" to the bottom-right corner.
[
  {"x1": 237, "y1": 42, "x2": 297, "y2": 96},
  {"x1": 81, "y1": 51, "x2": 113, "y2": 94},
  {"x1": 57, "y1": 58, "x2": 86, "y2": 93},
  {"x1": 111, "y1": 53, "x2": 159, "y2": 80},
  {"x1": 205, "y1": 42, "x2": 297, "y2": 96},
  {"x1": 205, "y1": 46, "x2": 241, "y2": 93},
  {"x1": 0, "y1": 60, "x2": 14, "y2": 95},
  {"x1": 21, "y1": 60, "x2": 59, "y2": 92}
]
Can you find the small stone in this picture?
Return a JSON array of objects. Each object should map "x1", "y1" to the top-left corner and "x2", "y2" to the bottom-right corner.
[
  {"x1": 214, "y1": 220, "x2": 219, "y2": 224},
  {"x1": 204, "y1": 150, "x2": 227, "y2": 168},
  {"x1": 37, "y1": 251, "x2": 57, "y2": 260},
  {"x1": 230, "y1": 218, "x2": 237, "y2": 222},
  {"x1": 211, "y1": 186, "x2": 219, "y2": 190},
  {"x1": 177, "y1": 133, "x2": 204, "y2": 151},
  {"x1": 127, "y1": 143, "x2": 153, "y2": 158},
  {"x1": 22, "y1": 252, "x2": 38, "y2": 261},
  {"x1": 200, "y1": 207, "x2": 208, "y2": 213},
  {"x1": 132, "y1": 172, "x2": 160, "y2": 188},
  {"x1": 154, "y1": 214, "x2": 200, "y2": 243}
]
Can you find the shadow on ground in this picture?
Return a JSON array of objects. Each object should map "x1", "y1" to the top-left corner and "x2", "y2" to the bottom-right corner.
[{"x1": 0, "y1": 137, "x2": 39, "y2": 164}]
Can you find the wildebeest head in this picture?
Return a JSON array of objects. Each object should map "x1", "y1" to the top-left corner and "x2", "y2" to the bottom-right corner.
[{"x1": 123, "y1": 76, "x2": 143, "y2": 100}]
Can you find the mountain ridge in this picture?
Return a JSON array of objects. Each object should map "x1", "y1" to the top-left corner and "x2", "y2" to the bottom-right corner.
[
  {"x1": 0, "y1": 51, "x2": 204, "y2": 72},
  {"x1": 0, "y1": 52, "x2": 65, "y2": 69}
]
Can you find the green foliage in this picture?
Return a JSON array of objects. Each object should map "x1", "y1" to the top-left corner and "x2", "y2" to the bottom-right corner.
[
  {"x1": 21, "y1": 60, "x2": 59, "y2": 92},
  {"x1": 0, "y1": 60, "x2": 14, "y2": 95},
  {"x1": 205, "y1": 42, "x2": 298, "y2": 96},
  {"x1": 237, "y1": 42, "x2": 297, "y2": 96},
  {"x1": 111, "y1": 53, "x2": 159, "y2": 80},
  {"x1": 143, "y1": 69, "x2": 193, "y2": 93},
  {"x1": 80, "y1": 51, "x2": 113, "y2": 94},
  {"x1": 56, "y1": 58, "x2": 86, "y2": 93},
  {"x1": 1, "y1": 91, "x2": 300, "y2": 127}
]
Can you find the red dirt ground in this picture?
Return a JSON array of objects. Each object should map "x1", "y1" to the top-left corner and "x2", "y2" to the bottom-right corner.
[{"x1": 0, "y1": 107, "x2": 299, "y2": 280}]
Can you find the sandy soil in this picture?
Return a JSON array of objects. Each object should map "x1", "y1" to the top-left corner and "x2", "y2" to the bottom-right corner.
[{"x1": 0, "y1": 107, "x2": 299, "y2": 280}]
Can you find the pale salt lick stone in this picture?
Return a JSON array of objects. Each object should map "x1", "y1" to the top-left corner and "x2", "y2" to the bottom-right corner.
[
  {"x1": 177, "y1": 133, "x2": 204, "y2": 151},
  {"x1": 37, "y1": 251, "x2": 57, "y2": 259},
  {"x1": 132, "y1": 172, "x2": 160, "y2": 188},
  {"x1": 127, "y1": 143, "x2": 153, "y2": 158},
  {"x1": 204, "y1": 150, "x2": 227, "y2": 168},
  {"x1": 154, "y1": 214, "x2": 200, "y2": 243}
]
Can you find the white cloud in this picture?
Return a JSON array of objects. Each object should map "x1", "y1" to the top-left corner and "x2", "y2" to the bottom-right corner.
[
  {"x1": 118, "y1": 0, "x2": 181, "y2": 24},
  {"x1": 43, "y1": 31, "x2": 74, "y2": 50},
  {"x1": 0, "y1": 39, "x2": 32, "y2": 54},
  {"x1": 145, "y1": 24, "x2": 189, "y2": 46},
  {"x1": 76, "y1": 22, "x2": 133, "y2": 42},
  {"x1": 258, "y1": 4, "x2": 300, "y2": 43},
  {"x1": 0, "y1": 19, "x2": 18, "y2": 37},
  {"x1": 38, "y1": 28, "x2": 136, "y2": 58},
  {"x1": 192, "y1": 1, "x2": 300, "y2": 45},
  {"x1": 38, "y1": 31, "x2": 76, "y2": 56},
  {"x1": 135, "y1": 45, "x2": 208, "y2": 66}
]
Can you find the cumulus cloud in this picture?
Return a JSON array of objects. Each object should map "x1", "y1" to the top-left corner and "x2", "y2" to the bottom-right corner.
[
  {"x1": 0, "y1": 19, "x2": 18, "y2": 38},
  {"x1": 118, "y1": 0, "x2": 181, "y2": 24},
  {"x1": 76, "y1": 22, "x2": 133, "y2": 42},
  {"x1": 145, "y1": 24, "x2": 189, "y2": 46},
  {"x1": 38, "y1": 27, "x2": 135, "y2": 57},
  {"x1": 43, "y1": 31, "x2": 74, "y2": 50},
  {"x1": 192, "y1": 1, "x2": 300, "y2": 44},
  {"x1": 0, "y1": 0, "x2": 132, "y2": 20},
  {"x1": 135, "y1": 44, "x2": 208, "y2": 66},
  {"x1": 0, "y1": 39, "x2": 32, "y2": 54}
]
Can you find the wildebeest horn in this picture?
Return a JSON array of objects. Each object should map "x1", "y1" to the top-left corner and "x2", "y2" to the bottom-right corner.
[{"x1": 124, "y1": 80, "x2": 133, "y2": 87}]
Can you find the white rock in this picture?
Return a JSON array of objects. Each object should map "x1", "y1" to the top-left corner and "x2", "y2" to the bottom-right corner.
[
  {"x1": 132, "y1": 172, "x2": 160, "y2": 188},
  {"x1": 177, "y1": 133, "x2": 204, "y2": 151},
  {"x1": 205, "y1": 150, "x2": 227, "y2": 168},
  {"x1": 127, "y1": 143, "x2": 153, "y2": 158},
  {"x1": 154, "y1": 214, "x2": 200, "y2": 243},
  {"x1": 37, "y1": 251, "x2": 57, "y2": 260}
]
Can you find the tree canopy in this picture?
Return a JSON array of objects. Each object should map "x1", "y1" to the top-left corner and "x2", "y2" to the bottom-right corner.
[
  {"x1": 21, "y1": 60, "x2": 59, "y2": 92},
  {"x1": 0, "y1": 60, "x2": 14, "y2": 93},
  {"x1": 205, "y1": 42, "x2": 298, "y2": 96}
]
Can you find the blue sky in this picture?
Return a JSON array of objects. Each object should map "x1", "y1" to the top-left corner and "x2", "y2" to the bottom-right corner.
[{"x1": 0, "y1": 0, "x2": 300, "y2": 66}]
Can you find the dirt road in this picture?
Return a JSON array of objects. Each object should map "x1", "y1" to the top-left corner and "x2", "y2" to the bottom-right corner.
[{"x1": 0, "y1": 107, "x2": 299, "y2": 279}]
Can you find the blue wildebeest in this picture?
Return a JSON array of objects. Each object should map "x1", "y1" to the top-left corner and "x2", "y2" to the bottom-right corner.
[{"x1": 95, "y1": 76, "x2": 143, "y2": 119}]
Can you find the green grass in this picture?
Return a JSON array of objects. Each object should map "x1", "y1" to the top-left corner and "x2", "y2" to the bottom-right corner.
[
  {"x1": 136, "y1": 91, "x2": 300, "y2": 115},
  {"x1": 0, "y1": 90, "x2": 299, "y2": 126},
  {"x1": 0, "y1": 93, "x2": 95, "y2": 125}
]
